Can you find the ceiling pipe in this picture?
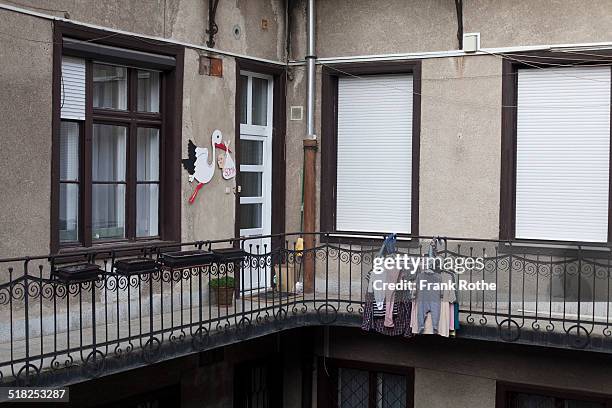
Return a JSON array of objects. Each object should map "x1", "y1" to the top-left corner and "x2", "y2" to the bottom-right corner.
[{"x1": 306, "y1": 0, "x2": 316, "y2": 139}]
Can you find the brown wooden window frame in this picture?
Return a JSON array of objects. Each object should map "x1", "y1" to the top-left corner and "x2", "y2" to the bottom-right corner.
[
  {"x1": 317, "y1": 357, "x2": 415, "y2": 408},
  {"x1": 499, "y1": 50, "x2": 612, "y2": 246},
  {"x1": 320, "y1": 61, "x2": 421, "y2": 243},
  {"x1": 51, "y1": 22, "x2": 183, "y2": 253},
  {"x1": 496, "y1": 382, "x2": 612, "y2": 408}
]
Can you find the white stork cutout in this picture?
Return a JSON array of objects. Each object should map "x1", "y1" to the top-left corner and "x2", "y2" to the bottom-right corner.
[{"x1": 182, "y1": 130, "x2": 225, "y2": 204}]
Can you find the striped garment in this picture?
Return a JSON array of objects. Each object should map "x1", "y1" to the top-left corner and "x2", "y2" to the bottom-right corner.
[{"x1": 361, "y1": 291, "x2": 413, "y2": 337}]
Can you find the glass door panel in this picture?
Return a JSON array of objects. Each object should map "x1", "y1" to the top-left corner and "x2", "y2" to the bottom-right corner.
[{"x1": 239, "y1": 71, "x2": 273, "y2": 293}]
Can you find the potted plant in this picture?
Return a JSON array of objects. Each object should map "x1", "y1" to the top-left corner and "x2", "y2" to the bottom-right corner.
[{"x1": 209, "y1": 276, "x2": 235, "y2": 306}]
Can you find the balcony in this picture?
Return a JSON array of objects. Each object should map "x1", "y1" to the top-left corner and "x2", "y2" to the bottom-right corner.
[{"x1": 0, "y1": 233, "x2": 611, "y2": 387}]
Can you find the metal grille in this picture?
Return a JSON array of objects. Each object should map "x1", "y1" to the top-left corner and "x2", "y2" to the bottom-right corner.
[
  {"x1": 376, "y1": 373, "x2": 407, "y2": 408},
  {"x1": 339, "y1": 368, "x2": 369, "y2": 408},
  {"x1": 338, "y1": 368, "x2": 407, "y2": 408}
]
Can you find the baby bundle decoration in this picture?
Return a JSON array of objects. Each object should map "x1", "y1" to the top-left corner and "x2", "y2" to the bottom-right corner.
[{"x1": 182, "y1": 129, "x2": 236, "y2": 204}]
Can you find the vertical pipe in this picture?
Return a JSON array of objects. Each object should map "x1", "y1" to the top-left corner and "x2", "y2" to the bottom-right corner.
[
  {"x1": 303, "y1": 0, "x2": 317, "y2": 293},
  {"x1": 303, "y1": 139, "x2": 318, "y2": 292},
  {"x1": 306, "y1": 0, "x2": 316, "y2": 138}
]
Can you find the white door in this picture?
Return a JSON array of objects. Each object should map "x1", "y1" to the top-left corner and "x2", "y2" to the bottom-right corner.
[{"x1": 239, "y1": 71, "x2": 273, "y2": 293}]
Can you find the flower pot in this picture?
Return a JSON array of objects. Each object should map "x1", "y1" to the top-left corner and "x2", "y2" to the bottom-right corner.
[{"x1": 212, "y1": 285, "x2": 235, "y2": 306}]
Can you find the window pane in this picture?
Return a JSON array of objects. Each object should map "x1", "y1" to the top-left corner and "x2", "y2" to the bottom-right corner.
[
  {"x1": 240, "y1": 75, "x2": 248, "y2": 124},
  {"x1": 59, "y1": 183, "x2": 78, "y2": 242},
  {"x1": 338, "y1": 368, "x2": 369, "y2": 408},
  {"x1": 137, "y1": 128, "x2": 160, "y2": 181},
  {"x1": 137, "y1": 70, "x2": 160, "y2": 112},
  {"x1": 251, "y1": 77, "x2": 268, "y2": 126},
  {"x1": 240, "y1": 139, "x2": 263, "y2": 165},
  {"x1": 92, "y1": 184, "x2": 125, "y2": 240},
  {"x1": 240, "y1": 203, "x2": 262, "y2": 229},
  {"x1": 137, "y1": 184, "x2": 159, "y2": 237},
  {"x1": 93, "y1": 64, "x2": 127, "y2": 110},
  {"x1": 241, "y1": 172, "x2": 262, "y2": 197},
  {"x1": 60, "y1": 121, "x2": 79, "y2": 181},
  {"x1": 93, "y1": 124, "x2": 126, "y2": 182},
  {"x1": 378, "y1": 373, "x2": 406, "y2": 408}
]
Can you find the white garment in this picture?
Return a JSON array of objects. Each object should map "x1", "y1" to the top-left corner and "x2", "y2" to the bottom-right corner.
[{"x1": 411, "y1": 300, "x2": 450, "y2": 337}]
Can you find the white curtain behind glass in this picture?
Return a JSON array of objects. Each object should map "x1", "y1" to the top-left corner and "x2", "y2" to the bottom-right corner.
[
  {"x1": 136, "y1": 128, "x2": 159, "y2": 237},
  {"x1": 92, "y1": 124, "x2": 126, "y2": 239},
  {"x1": 59, "y1": 122, "x2": 79, "y2": 241}
]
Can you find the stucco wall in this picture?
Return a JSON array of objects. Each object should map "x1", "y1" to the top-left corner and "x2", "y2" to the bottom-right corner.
[
  {"x1": 419, "y1": 55, "x2": 501, "y2": 239},
  {"x1": 288, "y1": 0, "x2": 459, "y2": 60},
  {"x1": 289, "y1": 0, "x2": 612, "y2": 60},
  {"x1": 284, "y1": 66, "x2": 308, "y2": 234},
  {"x1": 414, "y1": 368, "x2": 496, "y2": 408},
  {"x1": 7, "y1": 0, "x2": 287, "y2": 61},
  {"x1": 0, "y1": 9, "x2": 53, "y2": 258},
  {"x1": 181, "y1": 49, "x2": 237, "y2": 242},
  {"x1": 464, "y1": 0, "x2": 612, "y2": 49},
  {"x1": 315, "y1": 0, "x2": 459, "y2": 58},
  {"x1": 0, "y1": 1, "x2": 286, "y2": 259},
  {"x1": 322, "y1": 327, "x2": 612, "y2": 407}
]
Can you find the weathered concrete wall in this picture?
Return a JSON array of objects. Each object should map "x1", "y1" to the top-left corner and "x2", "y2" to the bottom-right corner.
[
  {"x1": 414, "y1": 368, "x2": 496, "y2": 408},
  {"x1": 299, "y1": 55, "x2": 503, "y2": 239},
  {"x1": 289, "y1": 0, "x2": 612, "y2": 61},
  {"x1": 315, "y1": 0, "x2": 458, "y2": 58},
  {"x1": 181, "y1": 49, "x2": 237, "y2": 242},
  {"x1": 289, "y1": 0, "x2": 458, "y2": 60},
  {"x1": 284, "y1": 66, "x2": 308, "y2": 234},
  {"x1": 322, "y1": 327, "x2": 612, "y2": 404},
  {"x1": 464, "y1": 0, "x2": 612, "y2": 49},
  {"x1": 419, "y1": 55, "x2": 501, "y2": 239},
  {"x1": 287, "y1": 0, "x2": 612, "y2": 241},
  {"x1": 8, "y1": 0, "x2": 287, "y2": 61},
  {"x1": 0, "y1": 9, "x2": 53, "y2": 258},
  {"x1": 0, "y1": 0, "x2": 286, "y2": 258}
]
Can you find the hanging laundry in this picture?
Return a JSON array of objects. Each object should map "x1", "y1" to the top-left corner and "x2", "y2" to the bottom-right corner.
[
  {"x1": 409, "y1": 237, "x2": 458, "y2": 338},
  {"x1": 362, "y1": 234, "x2": 413, "y2": 337}
]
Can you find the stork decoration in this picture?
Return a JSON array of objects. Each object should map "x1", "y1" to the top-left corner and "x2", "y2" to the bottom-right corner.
[{"x1": 182, "y1": 129, "x2": 236, "y2": 204}]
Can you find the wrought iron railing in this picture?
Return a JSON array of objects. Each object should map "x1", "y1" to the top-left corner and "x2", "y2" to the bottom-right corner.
[{"x1": 0, "y1": 233, "x2": 611, "y2": 386}]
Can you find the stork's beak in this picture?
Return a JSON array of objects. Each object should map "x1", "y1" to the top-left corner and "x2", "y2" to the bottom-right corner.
[{"x1": 214, "y1": 143, "x2": 231, "y2": 153}]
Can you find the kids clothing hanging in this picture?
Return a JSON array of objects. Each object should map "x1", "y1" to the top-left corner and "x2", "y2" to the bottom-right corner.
[
  {"x1": 362, "y1": 234, "x2": 413, "y2": 337},
  {"x1": 410, "y1": 238, "x2": 457, "y2": 338}
]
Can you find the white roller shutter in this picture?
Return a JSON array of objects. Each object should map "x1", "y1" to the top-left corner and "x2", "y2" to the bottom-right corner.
[
  {"x1": 61, "y1": 56, "x2": 85, "y2": 120},
  {"x1": 516, "y1": 66, "x2": 611, "y2": 242},
  {"x1": 336, "y1": 75, "x2": 413, "y2": 234}
]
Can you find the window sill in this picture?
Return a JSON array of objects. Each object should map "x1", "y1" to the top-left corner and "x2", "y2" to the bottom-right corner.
[
  {"x1": 54, "y1": 239, "x2": 181, "y2": 264},
  {"x1": 499, "y1": 240, "x2": 611, "y2": 258},
  {"x1": 321, "y1": 232, "x2": 420, "y2": 248}
]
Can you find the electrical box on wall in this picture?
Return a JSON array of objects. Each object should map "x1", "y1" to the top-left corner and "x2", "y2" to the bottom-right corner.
[
  {"x1": 463, "y1": 32, "x2": 480, "y2": 53},
  {"x1": 290, "y1": 106, "x2": 304, "y2": 121},
  {"x1": 199, "y1": 55, "x2": 223, "y2": 77}
]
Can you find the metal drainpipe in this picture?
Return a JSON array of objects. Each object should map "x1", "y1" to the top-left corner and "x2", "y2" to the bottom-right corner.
[
  {"x1": 306, "y1": 0, "x2": 316, "y2": 139},
  {"x1": 302, "y1": 0, "x2": 318, "y2": 293}
]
